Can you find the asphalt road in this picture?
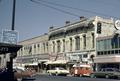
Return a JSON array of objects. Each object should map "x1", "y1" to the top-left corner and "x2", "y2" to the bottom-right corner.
[{"x1": 33, "y1": 74, "x2": 120, "y2": 81}]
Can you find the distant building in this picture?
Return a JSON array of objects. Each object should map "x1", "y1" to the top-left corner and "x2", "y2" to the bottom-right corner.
[{"x1": 16, "y1": 34, "x2": 49, "y2": 72}]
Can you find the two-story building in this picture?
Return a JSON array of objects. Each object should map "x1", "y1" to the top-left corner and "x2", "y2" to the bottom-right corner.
[
  {"x1": 94, "y1": 20, "x2": 120, "y2": 71},
  {"x1": 16, "y1": 16, "x2": 115, "y2": 72},
  {"x1": 16, "y1": 33, "x2": 49, "y2": 72},
  {"x1": 46, "y1": 16, "x2": 114, "y2": 70}
]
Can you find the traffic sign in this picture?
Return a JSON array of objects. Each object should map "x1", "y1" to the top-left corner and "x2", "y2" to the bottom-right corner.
[{"x1": 2, "y1": 30, "x2": 18, "y2": 44}]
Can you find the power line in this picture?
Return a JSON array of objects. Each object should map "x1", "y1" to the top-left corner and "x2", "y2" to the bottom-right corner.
[
  {"x1": 36, "y1": 0, "x2": 120, "y2": 19},
  {"x1": 30, "y1": 0, "x2": 80, "y2": 18}
]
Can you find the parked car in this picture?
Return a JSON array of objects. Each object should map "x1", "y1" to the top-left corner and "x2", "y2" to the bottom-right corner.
[
  {"x1": 70, "y1": 64, "x2": 92, "y2": 77},
  {"x1": 47, "y1": 67, "x2": 69, "y2": 76},
  {"x1": 90, "y1": 68, "x2": 120, "y2": 79},
  {"x1": 13, "y1": 67, "x2": 36, "y2": 81}
]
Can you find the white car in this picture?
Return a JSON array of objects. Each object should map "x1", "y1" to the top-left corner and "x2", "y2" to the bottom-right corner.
[{"x1": 47, "y1": 67, "x2": 69, "y2": 76}]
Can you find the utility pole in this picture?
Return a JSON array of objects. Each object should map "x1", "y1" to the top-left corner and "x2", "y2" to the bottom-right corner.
[
  {"x1": 8, "y1": 0, "x2": 16, "y2": 80},
  {"x1": 11, "y1": 0, "x2": 16, "y2": 30}
]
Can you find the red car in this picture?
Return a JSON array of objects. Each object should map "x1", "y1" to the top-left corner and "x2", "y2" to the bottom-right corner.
[{"x1": 70, "y1": 64, "x2": 92, "y2": 77}]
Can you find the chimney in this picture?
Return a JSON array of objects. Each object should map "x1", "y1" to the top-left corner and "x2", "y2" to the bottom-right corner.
[
  {"x1": 65, "y1": 21, "x2": 70, "y2": 24},
  {"x1": 80, "y1": 16, "x2": 85, "y2": 20},
  {"x1": 49, "y1": 26, "x2": 54, "y2": 31}
]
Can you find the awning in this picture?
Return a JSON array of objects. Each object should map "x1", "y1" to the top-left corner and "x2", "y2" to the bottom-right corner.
[
  {"x1": 24, "y1": 62, "x2": 38, "y2": 66},
  {"x1": 38, "y1": 60, "x2": 49, "y2": 63},
  {"x1": 44, "y1": 60, "x2": 68, "y2": 65}
]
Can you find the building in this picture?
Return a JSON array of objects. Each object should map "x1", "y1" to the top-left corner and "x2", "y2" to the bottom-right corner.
[
  {"x1": 16, "y1": 33, "x2": 49, "y2": 72},
  {"x1": 47, "y1": 16, "x2": 114, "y2": 70},
  {"x1": 16, "y1": 16, "x2": 115, "y2": 72},
  {"x1": 94, "y1": 20, "x2": 120, "y2": 71}
]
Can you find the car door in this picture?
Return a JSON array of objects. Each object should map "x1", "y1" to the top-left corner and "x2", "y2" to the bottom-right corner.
[{"x1": 95, "y1": 69, "x2": 106, "y2": 77}]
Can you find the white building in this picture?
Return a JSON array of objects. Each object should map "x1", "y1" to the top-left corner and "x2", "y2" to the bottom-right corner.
[{"x1": 16, "y1": 16, "x2": 115, "y2": 71}]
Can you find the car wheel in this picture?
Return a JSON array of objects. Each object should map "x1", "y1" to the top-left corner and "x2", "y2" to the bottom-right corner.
[
  {"x1": 79, "y1": 74, "x2": 82, "y2": 77},
  {"x1": 55, "y1": 72, "x2": 58, "y2": 76},
  {"x1": 105, "y1": 75, "x2": 109, "y2": 79},
  {"x1": 90, "y1": 74, "x2": 95, "y2": 78},
  {"x1": 48, "y1": 72, "x2": 52, "y2": 76}
]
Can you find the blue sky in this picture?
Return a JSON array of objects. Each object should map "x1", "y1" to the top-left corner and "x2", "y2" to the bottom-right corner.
[{"x1": 0, "y1": 0, "x2": 120, "y2": 41}]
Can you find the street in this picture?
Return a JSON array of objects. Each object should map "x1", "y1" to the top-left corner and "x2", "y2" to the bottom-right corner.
[{"x1": 32, "y1": 74, "x2": 120, "y2": 81}]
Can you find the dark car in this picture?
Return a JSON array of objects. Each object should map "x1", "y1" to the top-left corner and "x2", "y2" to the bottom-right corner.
[{"x1": 90, "y1": 68, "x2": 120, "y2": 79}]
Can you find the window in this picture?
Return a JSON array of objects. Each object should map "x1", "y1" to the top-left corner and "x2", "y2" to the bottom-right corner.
[
  {"x1": 43, "y1": 43, "x2": 45, "y2": 53},
  {"x1": 46, "y1": 42, "x2": 48, "y2": 52},
  {"x1": 53, "y1": 41, "x2": 55, "y2": 53},
  {"x1": 91, "y1": 33, "x2": 94, "y2": 48},
  {"x1": 83, "y1": 35, "x2": 86, "y2": 49},
  {"x1": 83, "y1": 54, "x2": 88, "y2": 58},
  {"x1": 63, "y1": 39, "x2": 65, "y2": 52},
  {"x1": 34, "y1": 44, "x2": 36, "y2": 53},
  {"x1": 70, "y1": 38, "x2": 72, "y2": 51},
  {"x1": 29, "y1": 46, "x2": 32, "y2": 54},
  {"x1": 57, "y1": 40, "x2": 61, "y2": 52},
  {"x1": 111, "y1": 34, "x2": 119, "y2": 48},
  {"x1": 75, "y1": 36, "x2": 80, "y2": 50}
]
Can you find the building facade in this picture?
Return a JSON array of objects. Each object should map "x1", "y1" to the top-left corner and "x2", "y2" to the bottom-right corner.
[
  {"x1": 95, "y1": 22, "x2": 120, "y2": 71},
  {"x1": 47, "y1": 16, "x2": 114, "y2": 70},
  {"x1": 16, "y1": 34, "x2": 49, "y2": 72},
  {"x1": 16, "y1": 16, "x2": 115, "y2": 72}
]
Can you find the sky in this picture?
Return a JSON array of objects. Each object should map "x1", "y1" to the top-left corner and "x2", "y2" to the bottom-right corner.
[{"x1": 0, "y1": 0, "x2": 120, "y2": 42}]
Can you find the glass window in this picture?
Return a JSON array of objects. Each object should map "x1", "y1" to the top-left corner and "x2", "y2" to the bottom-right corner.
[
  {"x1": 83, "y1": 54, "x2": 88, "y2": 58},
  {"x1": 53, "y1": 41, "x2": 55, "y2": 53},
  {"x1": 111, "y1": 35, "x2": 119, "y2": 49},
  {"x1": 83, "y1": 35, "x2": 86, "y2": 49},
  {"x1": 92, "y1": 33, "x2": 94, "y2": 48},
  {"x1": 63, "y1": 39, "x2": 65, "y2": 52},
  {"x1": 70, "y1": 38, "x2": 72, "y2": 51},
  {"x1": 75, "y1": 36, "x2": 80, "y2": 50},
  {"x1": 57, "y1": 40, "x2": 61, "y2": 52}
]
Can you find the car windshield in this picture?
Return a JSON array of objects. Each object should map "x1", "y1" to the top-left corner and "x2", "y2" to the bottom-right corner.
[{"x1": 58, "y1": 68, "x2": 65, "y2": 70}]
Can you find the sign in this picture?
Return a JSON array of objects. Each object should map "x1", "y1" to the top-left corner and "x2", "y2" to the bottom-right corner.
[
  {"x1": 2, "y1": 30, "x2": 18, "y2": 44},
  {"x1": 0, "y1": 43, "x2": 22, "y2": 54},
  {"x1": 115, "y1": 20, "x2": 120, "y2": 30}
]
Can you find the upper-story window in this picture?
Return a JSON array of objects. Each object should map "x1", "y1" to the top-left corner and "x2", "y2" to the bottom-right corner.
[
  {"x1": 75, "y1": 36, "x2": 80, "y2": 50},
  {"x1": 43, "y1": 43, "x2": 45, "y2": 53},
  {"x1": 29, "y1": 46, "x2": 32, "y2": 54},
  {"x1": 53, "y1": 41, "x2": 55, "y2": 53},
  {"x1": 63, "y1": 39, "x2": 65, "y2": 52},
  {"x1": 46, "y1": 42, "x2": 48, "y2": 52},
  {"x1": 91, "y1": 33, "x2": 94, "y2": 48},
  {"x1": 83, "y1": 34, "x2": 86, "y2": 49},
  {"x1": 83, "y1": 54, "x2": 88, "y2": 58},
  {"x1": 111, "y1": 34, "x2": 120, "y2": 49},
  {"x1": 70, "y1": 38, "x2": 72, "y2": 51},
  {"x1": 34, "y1": 44, "x2": 36, "y2": 54},
  {"x1": 57, "y1": 40, "x2": 61, "y2": 53}
]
